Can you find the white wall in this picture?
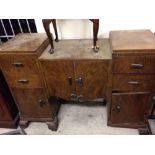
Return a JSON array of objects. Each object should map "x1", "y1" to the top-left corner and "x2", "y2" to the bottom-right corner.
[
  {"x1": 34, "y1": 0, "x2": 155, "y2": 39},
  {"x1": 35, "y1": 18, "x2": 155, "y2": 39}
]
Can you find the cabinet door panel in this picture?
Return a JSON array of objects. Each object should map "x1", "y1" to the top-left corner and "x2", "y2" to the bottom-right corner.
[
  {"x1": 110, "y1": 93, "x2": 151, "y2": 124},
  {"x1": 12, "y1": 88, "x2": 51, "y2": 118},
  {"x1": 40, "y1": 60, "x2": 75, "y2": 100},
  {"x1": 75, "y1": 60, "x2": 109, "y2": 101}
]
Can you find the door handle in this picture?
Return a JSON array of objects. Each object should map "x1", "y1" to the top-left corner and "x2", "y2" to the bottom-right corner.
[
  {"x1": 68, "y1": 77, "x2": 72, "y2": 85},
  {"x1": 75, "y1": 77, "x2": 83, "y2": 86}
]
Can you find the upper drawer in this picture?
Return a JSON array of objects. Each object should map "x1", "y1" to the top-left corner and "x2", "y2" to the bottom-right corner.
[
  {"x1": 113, "y1": 74, "x2": 155, "y2": 92},
  {"x1": 0, "y1": 54, "x2": 39, "y2": 74},
  {"x1": 113, "y1": 56, "x2": 155, "y2": 74},
  {"x1": 4, "y1": 71, "x2": 42, "y2": 89}
]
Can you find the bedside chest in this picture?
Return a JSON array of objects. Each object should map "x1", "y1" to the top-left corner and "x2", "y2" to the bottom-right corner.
[
  {"x1": 108, "y1": 30, "x2": 155, "y2": 128},
  {"x1": 0, "y1": 33, "x2": 60, "y2": 130}
]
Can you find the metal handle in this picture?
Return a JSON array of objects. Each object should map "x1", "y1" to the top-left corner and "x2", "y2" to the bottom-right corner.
[
  {"x1": 70, "y1": 93, "x2": 77, "y2": 101},
  {"x1": 128, "y1": 81, "x2": 139, "y2": 85},
  {"x1": 12, "y1": 62, "x2": 24, "y2": 68},
  {"x1": 75, "y1": 77, "x2": 83, "y2": 86},
  {"x1": 38, "y1": 99, "x2": 46, "y2": 107},
  {"x1": 113, "y1": 105, "x2": 121, "y2": 113},
  {"x1": 130, "y1": 63, "x2": 144, "y2": 69},
  {"x1": 18, "y1": 79, "x2": 29, "y2": 84},
  {"x1": 78, "y1": 95, "x2": 83, "y2": 102},
  {"x1": 68, "y1": 77, "x2": 72, "y2": 85}
]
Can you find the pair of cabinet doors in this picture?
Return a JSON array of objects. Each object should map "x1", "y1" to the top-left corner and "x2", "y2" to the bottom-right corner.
[{"x1": 40, "y1": 60, "x2": 109, "y2": 101}]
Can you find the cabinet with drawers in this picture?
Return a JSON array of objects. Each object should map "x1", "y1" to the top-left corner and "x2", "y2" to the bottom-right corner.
[
  {"x1": 108, "y1": 30, "x2": 155, "y2": 128},
  {"x1": 0, "y1": 33, "x2": 60, "y2": 130}
]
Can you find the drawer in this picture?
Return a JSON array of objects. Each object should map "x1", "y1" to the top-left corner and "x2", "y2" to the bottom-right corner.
[
  {"x1": 113, "y1": 56, "x2": 155, "y2": 74},
  {"x1": 4, "y1": 71, "x2": 42, "y2": 88},
  {"x1": 113, "y1": 74, "x2": 155, "y2": 92},
  {"x1": 0, "y1": 54, "x2": 39, "y2": 74},
  {"x1": 110, "y1": 93, "x2": 151, "y2": 124},
  {"x1": 12, "y1": 88, "x2": 51, "y2": 118}
]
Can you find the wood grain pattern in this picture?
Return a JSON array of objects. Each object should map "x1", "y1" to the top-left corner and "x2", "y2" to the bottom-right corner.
[
  {"x1": 0, "y1": 33, "x2": 48, "y2": 53},
  {"x1": 110, "y1": 30, "x2": 155, "y2": 52},
  {"x1": 113, "y1": 55, "x2": 155, "y2": 74},
  {"x1": 113, "y1": 74, "x2": 155, "y2": 92},
  {"x1": 110, "y1": 93, "x2": 151, "y2": 124},
  {"x1": 75, "y1": 60, "x2": 109, "y2": 101},
  {"x1": 40, "y1": 60, "x2": 76, "y2": 100},
  {"x1": 12, "y1": 88, "x2": 52, "y2": 118}
]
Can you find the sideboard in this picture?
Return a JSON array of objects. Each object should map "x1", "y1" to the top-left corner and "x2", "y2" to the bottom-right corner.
[{"x1": 0, "y1": 29, "x2": 154, "y2": 131}]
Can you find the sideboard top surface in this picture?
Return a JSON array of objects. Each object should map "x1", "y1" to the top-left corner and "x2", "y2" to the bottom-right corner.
[
  {"x1": 0, "y1": 33, "x2": 48, "y2": 53},
  {"x1": 110, "y1": 29, "x2": 155, "y2": 53},
  {"x1": 39, "y1": 39, "x2": 112, "y2": 60}
]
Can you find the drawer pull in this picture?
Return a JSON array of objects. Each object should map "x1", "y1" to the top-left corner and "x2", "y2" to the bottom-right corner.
[
  {"x1": 130, "y1": 63, "x2": 144, "y2": 69},
  {"x1": 12, "y1": 62, "x2": 23, "y2": 68},
  {"x1": 18, "y1": 79, "x2": 29, "y2": 84},
  {"x1": 112, "y1": 105, "x2": 121, "y2": 113},
  {"x1": 78, "y1": 95, "x2": 84, "y2": 102},
  {"x1": 38, "y1": 99, "x2": 46, "y2": 107},
  {"x1": 128, "y1": 81, "x2": 139, "y2": 85}
]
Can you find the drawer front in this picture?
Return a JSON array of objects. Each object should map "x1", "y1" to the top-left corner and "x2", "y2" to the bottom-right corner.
[
  {"x1": 113, "y1": 56, "x2": 155, "y2": 74},
  {"x1": 4, "y1": 71, "x2": 42, "y2": 88},
  {"x1": 12, "y1": 88, "x2": 51, "y2": 118},
  {"x1": 110, "y1": 93, "x2": 151, "y2": 124},
  {"x1": 113, "y1": 74, "x2": 155, "y2": 92},
  {"x1": 0, "y1": 54, "x2": 39, "y2": 74}
]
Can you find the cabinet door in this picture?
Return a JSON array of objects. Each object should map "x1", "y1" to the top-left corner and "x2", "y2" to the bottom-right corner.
[
  {"x1": 12, "y1": 88, "x2": 51, "y2": 118},
  {"x1": 40, "y1": 60, "x2": 76, "y2": 100},
  {"x1": 110, "y1": 93, "x2": 151, "y2": 124},
  {"x1": 75, "y1": 60, "x2": 109, "y2": 101}
]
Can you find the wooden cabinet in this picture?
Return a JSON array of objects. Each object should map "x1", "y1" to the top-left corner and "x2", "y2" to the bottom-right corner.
[
  {"x1": 109, "y1": 30, "x2": 155, "y2": 128},
  {"x1": 39, "y1": 39, "x2": 111, "y2": 102},
  {"x1": 0, "y1": 33, "x2": 60, "y2": 130}
]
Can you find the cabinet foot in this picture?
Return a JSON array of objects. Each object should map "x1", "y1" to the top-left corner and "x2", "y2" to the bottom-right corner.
[
  {"x1": 47, "y1": 117, "x2": 58, "y2": 131},
  {"x1": 138, "y1": 127, "x2": 150, "y2": 135},
  {"x1": 19, "y1": 120, "x2": 29, "y2": 129}
]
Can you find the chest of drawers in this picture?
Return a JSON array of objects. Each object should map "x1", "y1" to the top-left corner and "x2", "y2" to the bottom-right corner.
[
  {"x1": 108, "y1": 30, "x2": 155, "y2": 128},
  {"x1": 0, "y1": 34, "x2": 60, "y2": 130}
]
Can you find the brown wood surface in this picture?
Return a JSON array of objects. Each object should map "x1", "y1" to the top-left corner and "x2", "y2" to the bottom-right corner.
[
  {"x1": 113, "y1": 55, "x2": 155, "y2": 74},
  {"x1": 75, "y1": 60, "x2": 109, "y2": 101},
  {"x1": 113, "y1": 74, "x2": 155, "y2": 92},
  {"x1": 12, "y1": 88, "x2": 52, "y2": 118},
  {"x1": 40, "y1": 60, "x2": 76, "y2": 100},
  {"x1": 0, "y1": 33, "x2": 48, "y2": 53},
  {"x1": 110, "y1": 93, "x2": 151, "y2": 124},
  {"x1": 110, "y1": 30, "x2": 155, "y2": 52}
]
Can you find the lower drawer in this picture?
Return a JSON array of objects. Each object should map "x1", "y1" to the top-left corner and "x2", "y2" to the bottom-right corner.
[
  {"x1": 12, "y1": 88, "x2": 51, "y2": 118},
  {"x1": 113, "y1": 74, "x2": 155, "y2": 92},
  {"x1": 110, "y1": 93, "x2": 152, "y2": 125}
]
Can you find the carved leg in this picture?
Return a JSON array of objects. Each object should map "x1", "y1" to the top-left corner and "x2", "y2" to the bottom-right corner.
[
  {"x1": 51, "y1": 19, "x2": 59, "y2": 42},
  {"x1": 90, "y1": 19, "x2": 99, "y2": 52},
  {"x1": 47, "y1": 117, "x2": 58, "y2": 131},
  {"x1": 42, "y1": 19, "x2": 54, "y2": 54},
  {"x1": 19, "y1": 120, "x2": 29, "y2": 129}
]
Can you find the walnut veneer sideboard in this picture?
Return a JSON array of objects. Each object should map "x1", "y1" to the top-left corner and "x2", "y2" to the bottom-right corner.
[{"x1": 0, "y1": 29, "x2": 155, "y2": 131}]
